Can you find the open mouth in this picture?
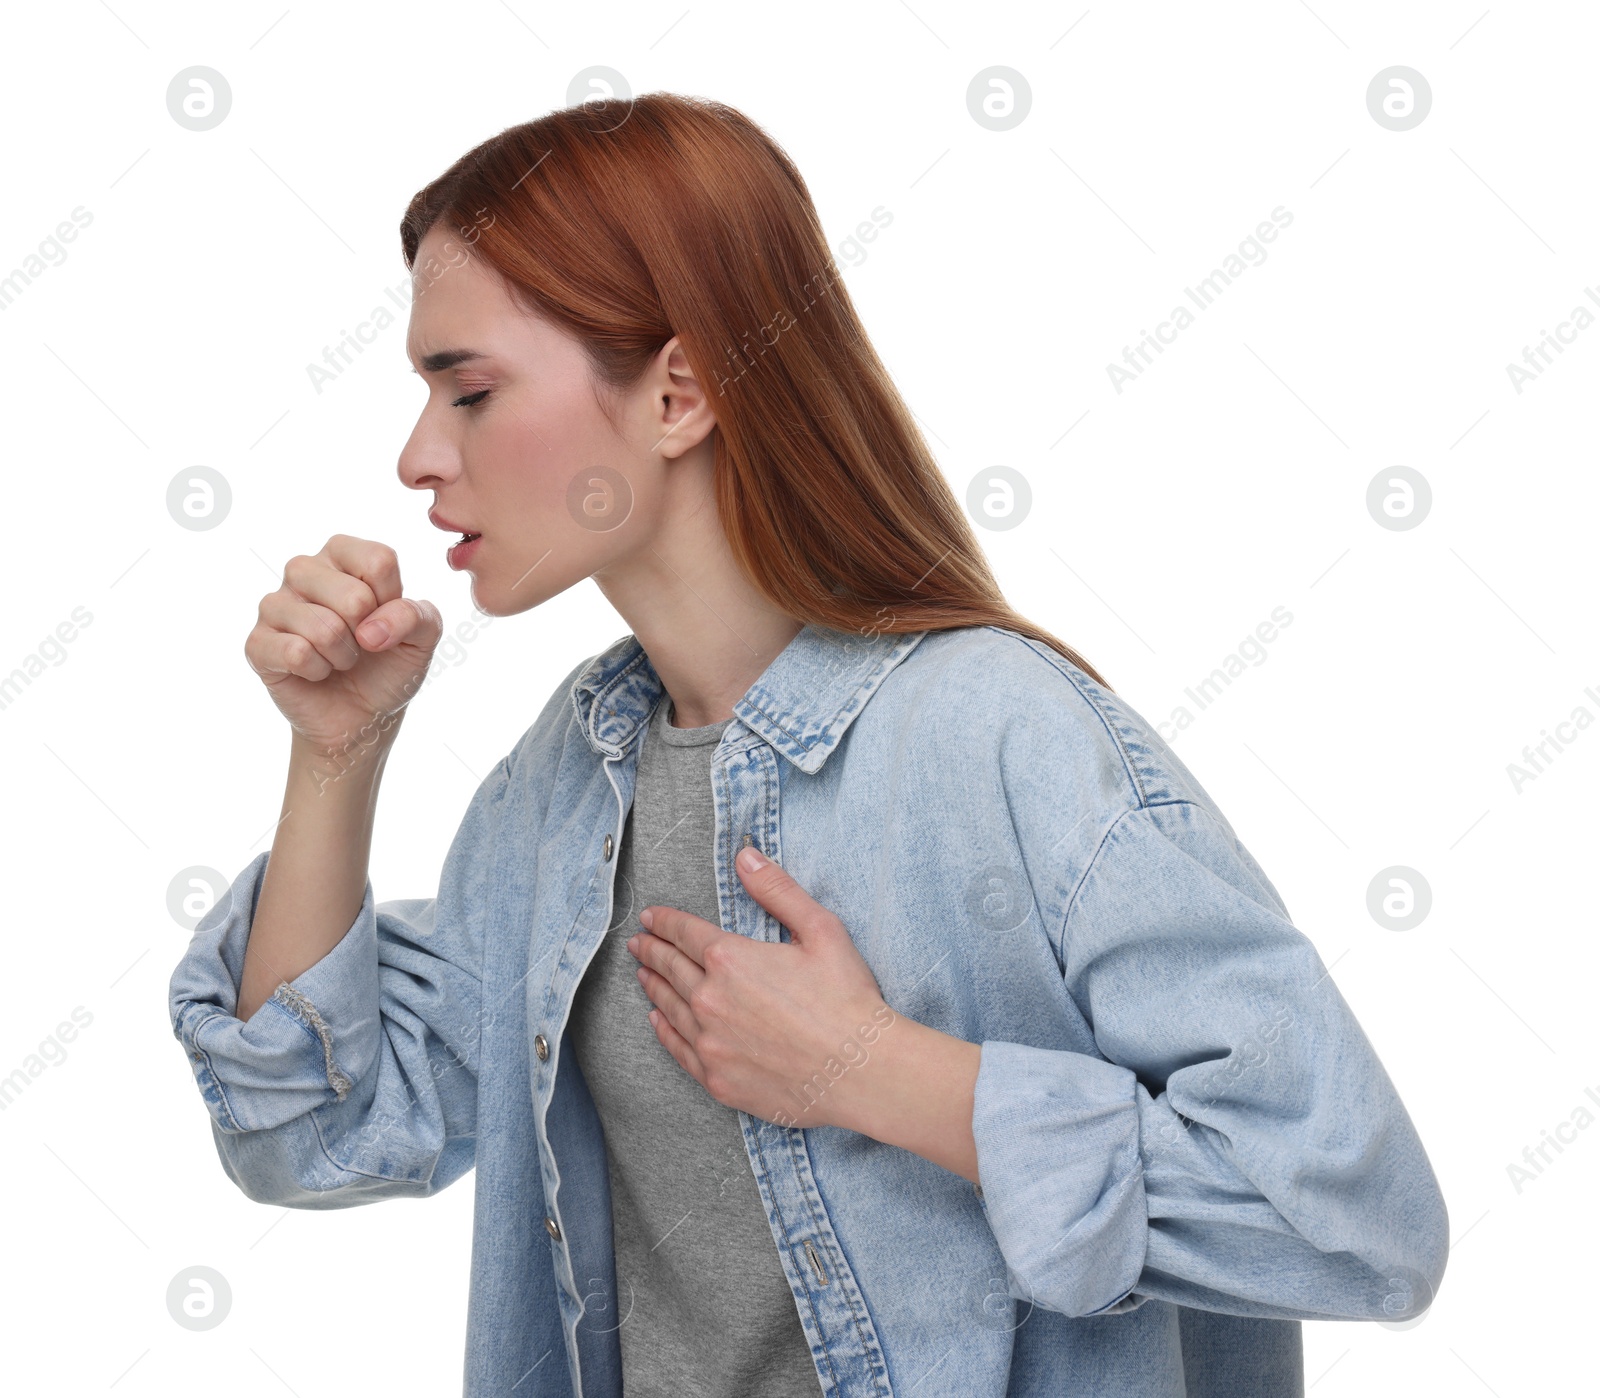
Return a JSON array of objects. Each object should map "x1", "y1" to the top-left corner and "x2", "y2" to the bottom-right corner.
[{"x1": 457, "y1": 532, "x2": 482, "y2": 543}]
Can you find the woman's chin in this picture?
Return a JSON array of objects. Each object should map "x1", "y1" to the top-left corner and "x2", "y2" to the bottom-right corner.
[{"x1": 467, "y1": 574, "x2": 551, "y2": 620}]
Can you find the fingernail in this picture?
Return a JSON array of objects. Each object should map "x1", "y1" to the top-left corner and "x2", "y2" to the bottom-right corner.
[
  {"x1": 639, "y1": 908, "x2": 654, "y2": 929},
  {"x1": 360, "y1": 619, "x2": 389, "y2": 645},
  {"x1": 739, "y1": 845, "x2": 767, "y2": 871}
]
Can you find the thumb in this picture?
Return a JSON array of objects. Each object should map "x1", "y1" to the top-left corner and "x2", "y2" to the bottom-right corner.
[
  {"x1": 357, "y1": 597, "x2": 442, "y2": 652},
  {"x1": 735, "y1": 846, "x2": 838, "y2": 944}
]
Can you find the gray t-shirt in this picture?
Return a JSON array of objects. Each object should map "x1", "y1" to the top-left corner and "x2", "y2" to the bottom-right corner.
[{"x1": 568, "y1": 696, "x2": 820, "y2": 1398}]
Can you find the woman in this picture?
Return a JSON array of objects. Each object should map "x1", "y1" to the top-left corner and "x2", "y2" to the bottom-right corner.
[{"x1": 169, "y1": 93, "x2": 1448, "y2": 1397}]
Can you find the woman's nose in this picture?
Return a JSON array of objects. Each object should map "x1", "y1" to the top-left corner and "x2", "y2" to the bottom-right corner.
[{"x1": 397, "y1": 410, "x2": 462, "y2": 491}]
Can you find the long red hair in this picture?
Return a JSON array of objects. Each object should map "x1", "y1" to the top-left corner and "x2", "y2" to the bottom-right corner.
[{"x1": 400, "y1": 92, "x2": 1111, "y2": 690}]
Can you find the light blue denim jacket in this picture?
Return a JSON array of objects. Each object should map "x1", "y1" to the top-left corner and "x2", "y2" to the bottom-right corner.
[{"x1": 168, "y1": 622, "x2": 1449, "y2": 1397}]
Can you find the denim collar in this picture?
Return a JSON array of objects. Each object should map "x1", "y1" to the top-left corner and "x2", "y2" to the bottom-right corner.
[{"x1": 570, "y1": 622, "x2": 929, "y2": 774}]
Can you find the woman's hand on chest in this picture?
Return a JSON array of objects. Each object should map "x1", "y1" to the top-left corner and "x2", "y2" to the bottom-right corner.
[{"x1": 627, "y1": 844, "x2": 897, "y2": 1132}]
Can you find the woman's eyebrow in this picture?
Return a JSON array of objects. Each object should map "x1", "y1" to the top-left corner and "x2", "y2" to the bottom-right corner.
[{"x1": 411, "y1": 349, "x2": 487, "y2": 373}]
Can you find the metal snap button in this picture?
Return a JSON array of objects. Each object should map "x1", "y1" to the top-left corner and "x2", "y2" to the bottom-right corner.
[
  {"x1": 534, "y1": 1033, "x2": 548, "y2": 1061},
  {"x1": 603, "y1": 833, "x2": 614, "y2": 861},
  {"x1": 545, "y1": 1215, "x2": 562, "y2": 1241}
]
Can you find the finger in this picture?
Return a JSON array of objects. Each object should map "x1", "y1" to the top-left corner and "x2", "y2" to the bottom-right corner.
[
  {"x1": 639, "y1": 944, "x2": 767, "y2": 1072},
  {"x1": 640, "y1": 905, "x2": 725, "y2": 971},
  {"x1": 244, "y1": 620, "x2": 335, "y2": 683},
  {"x1": 322, "y1": 534, "x2": 404, "y2": 610},
  {"x1": 646, "y1": 1003, "x2": 705, "y2": 1084},
  {"x1": 734, "y1": 850, "x2": 836, "y2": 942},
  {"x1": 637, "y1": 962, "x2": 697, "y2": 1045},
  {"x1": 256, "y1": 590, "x2": 364, "y2": 674},
  {"x1": 283, "y1": 551, "x2": 381, "y2": 639},
  {"x1": 633, "y1": 928, "x2": 706, "y2": 1002}
]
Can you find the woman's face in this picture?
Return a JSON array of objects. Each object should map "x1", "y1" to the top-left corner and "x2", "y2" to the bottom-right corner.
[{"x1": 398, "y1": 222, "x2": 700, "y2": 617}]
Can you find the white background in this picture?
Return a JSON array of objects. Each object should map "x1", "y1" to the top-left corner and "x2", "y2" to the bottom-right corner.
[{"x1": 0, "y1": 1, "x2": 1593, "y2": 1393}]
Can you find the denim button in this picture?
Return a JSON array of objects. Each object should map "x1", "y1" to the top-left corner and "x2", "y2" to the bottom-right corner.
[
  {"x1": 534, "y1": 1034, "x2": 549, "y2": 1061},
  {"x1": 545, "y1": 1215, "x2": 562, "y2": 1241},
  {"x1": 603, "y1": 833, "x2": 614, "y2": 861}
]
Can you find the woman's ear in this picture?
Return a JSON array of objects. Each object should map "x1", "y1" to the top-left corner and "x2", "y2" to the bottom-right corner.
[{"x1": 654, "y1": 336, "x2": 718, "y2": 458}]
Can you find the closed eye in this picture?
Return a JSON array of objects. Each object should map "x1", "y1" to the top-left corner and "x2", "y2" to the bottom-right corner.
[{"x1": 452, "y1": 389, "x2": 491, "y2": 408}]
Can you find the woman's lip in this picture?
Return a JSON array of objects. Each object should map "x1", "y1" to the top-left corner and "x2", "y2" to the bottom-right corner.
[{"x1": 447, "y1": 534, "x2": 483, "y2": 570}]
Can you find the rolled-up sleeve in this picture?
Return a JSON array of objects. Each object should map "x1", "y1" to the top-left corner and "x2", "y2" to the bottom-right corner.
[
  {"x1": 167, "y1": 753, "x2": 513, "y2": 1208},
  {"x1": 970, "y1": 798, "x2": 1449, "y2": 1324}
]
